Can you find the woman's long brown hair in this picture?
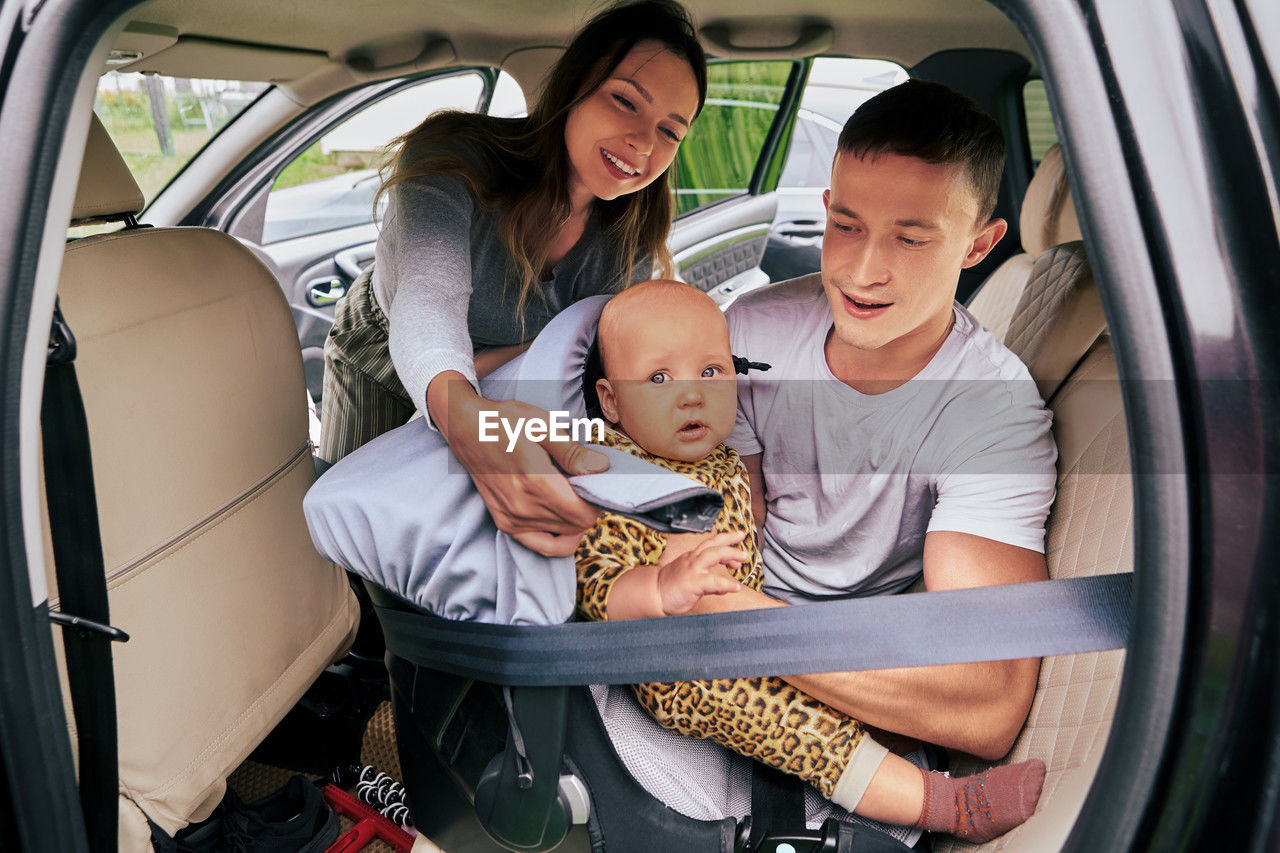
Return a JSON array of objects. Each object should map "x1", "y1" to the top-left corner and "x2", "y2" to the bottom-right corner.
[{"x1": 377, "y1": 0, "x2": 708, "y2": 319}]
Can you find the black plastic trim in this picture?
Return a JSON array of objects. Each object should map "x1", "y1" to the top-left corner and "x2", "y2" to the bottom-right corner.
[
  {"x1": 0, "y1": 0, "x2": 150, "y2": 849},
  {"x1": 748, "y1": 59, "x2": 810, "y2": 196}
]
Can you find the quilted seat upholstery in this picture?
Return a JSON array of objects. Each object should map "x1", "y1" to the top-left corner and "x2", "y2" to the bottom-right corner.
[
  {"x1": 968, "y1": 143, "x2": 1082, "y2": 342},
  {"x1": 934, "y1": 340, "x2": 1129, "y2": 853},
  {"x1": 934, "y1": 246, "x2": 1131, "y2": 850}
]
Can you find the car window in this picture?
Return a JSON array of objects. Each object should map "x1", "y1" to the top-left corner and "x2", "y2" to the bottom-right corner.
[
  {"x1": 261, "y1": 71, "x2": 489, "y2": 244},
  {"x1": 777, "y1": 57, "x2": 906, "y2": 190},
  {"x1": 70, "y1": 72, "x2": 265, "y2": 237},
  {"x1": 672, "y1": 60, "x2": 796, "y2": 216},
  {"x1": 773, "y1": 57, "x2": 906, "y2": 234},
  {"x1": 1023, "y1": 79, "x2": 1058, "y2": 164},
  {"x1": 488, "y1": 69, "x2": 528, "y2": 119}
]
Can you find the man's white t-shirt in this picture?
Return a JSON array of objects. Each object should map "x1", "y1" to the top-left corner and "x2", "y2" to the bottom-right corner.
[{"x1": 726, "y1": 274, "x2": 1057, "y2": 602}]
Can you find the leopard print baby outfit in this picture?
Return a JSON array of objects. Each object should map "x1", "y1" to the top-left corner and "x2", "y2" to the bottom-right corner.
[{"x1": 575, "y1": 428, "x2": 870, "y2": 800}]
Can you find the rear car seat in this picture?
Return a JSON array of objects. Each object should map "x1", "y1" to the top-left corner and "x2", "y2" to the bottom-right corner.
[
  {"x1": 48, "y1": 113, "x2": 360, "y2": 851},
  {"x1": 968, "y1": 143, "x2": 1082, "y2": 341},
  {"x1": 934, "y1": 238, "x2": 1130, "y2": 852}
]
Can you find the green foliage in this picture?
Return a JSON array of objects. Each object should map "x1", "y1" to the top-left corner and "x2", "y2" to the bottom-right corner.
[
  {"x1": 673, "y1": 61, "x2": 795, "y2": 215},
  {"x1": 272, "y1": 141, "x2": 347, "y2": 191},
  {"x1": 1023, "y1": 80, "x2": 1058, "y2": 163},
  {"x1": 89, "y1": 76, "x2": 257, "y2": 206}
]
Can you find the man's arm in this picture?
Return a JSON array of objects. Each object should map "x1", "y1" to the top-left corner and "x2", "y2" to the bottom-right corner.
[{"x1": 691, "y1": 530, "x2": 1046, "y2": 760}]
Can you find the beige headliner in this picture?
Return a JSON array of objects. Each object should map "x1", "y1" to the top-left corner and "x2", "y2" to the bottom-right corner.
[{"x1": 112, "y1": 0, "x2": 1032, "y2": 93}]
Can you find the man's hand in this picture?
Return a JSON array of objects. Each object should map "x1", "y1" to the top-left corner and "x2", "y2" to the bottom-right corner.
[
  {"x1": 691, "y1": 530, "x2": 1047, "y2": 759},
  {"x1": 789, "y1": 531, "x2": 1047, "y2": 759},
  {"x1": 655, "y1": 532, "x2": 746, "y2": 615},
  {"x1": 427, "y1": 372, "x2": 607, "y2": 556}
]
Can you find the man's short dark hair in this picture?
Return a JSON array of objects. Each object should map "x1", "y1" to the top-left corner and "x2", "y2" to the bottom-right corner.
[{"x1": 837, "y1": 80, "x2": 1006, "y2": 222}]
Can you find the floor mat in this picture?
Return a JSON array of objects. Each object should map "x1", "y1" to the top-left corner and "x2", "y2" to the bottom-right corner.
[
  {"x1": 227, "y1": 761, "x2": 306, "y2": 801},
  {"x1": 226, "y1": 700, "x2": 405, "y2": 853},
  {"x1": 361, "y1": 700, "x2": 402, "y2": 781}
]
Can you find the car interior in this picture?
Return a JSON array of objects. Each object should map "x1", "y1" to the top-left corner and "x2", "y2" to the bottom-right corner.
[{"x1": 39, "y1": 1, "x2": 1136, "y2": 851}]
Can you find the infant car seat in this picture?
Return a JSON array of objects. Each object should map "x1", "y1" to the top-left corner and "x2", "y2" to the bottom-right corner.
[{"x1": 304, "y1": 296, "x2": 1132, "y2": 852}]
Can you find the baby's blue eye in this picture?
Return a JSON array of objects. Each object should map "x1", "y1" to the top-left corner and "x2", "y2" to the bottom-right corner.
[
  {"x1": 701, "y1": 366, "x2": 720, "y2": 378},
  {"x1": 649, "y1": 372, "x2": 669, "y2": 384}
]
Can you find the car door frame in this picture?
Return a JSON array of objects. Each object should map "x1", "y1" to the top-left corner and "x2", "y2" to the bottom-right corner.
[
  {"x1": 668, "y1": 57, "x2": 809, "y2": 304},
  {"x1": 179, "y1": 67, "x2": 503, "y2": 404},
  {"x1": 1, "y1": 1, "x2": 1279, "y2": 851}
]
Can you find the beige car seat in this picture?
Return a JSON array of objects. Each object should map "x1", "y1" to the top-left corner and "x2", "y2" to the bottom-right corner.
[
  {"x1": 968, "y1": 143, "x2": 1083, "y2": 341},
  {"x1": 934, "y1": 228, "x2": 1129, "y2": 850},
  {"x1": 48, "y1": 113, "x2": 360, "y2": 852}
]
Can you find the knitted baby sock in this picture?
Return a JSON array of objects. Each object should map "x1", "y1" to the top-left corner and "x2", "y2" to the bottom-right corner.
[{"x1": 915, "y1": 759, "x2": 1046, "y2": 843}]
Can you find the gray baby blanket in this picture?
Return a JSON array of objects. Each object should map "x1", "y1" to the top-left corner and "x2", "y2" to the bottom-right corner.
[{"x1": 303, "y1": 295, "x2": 721, "y2": 625}]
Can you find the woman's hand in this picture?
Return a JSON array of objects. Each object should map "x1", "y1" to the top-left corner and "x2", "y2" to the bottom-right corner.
[{"x1": 428, "y1": 371, "x2": 608, "y2": 556}]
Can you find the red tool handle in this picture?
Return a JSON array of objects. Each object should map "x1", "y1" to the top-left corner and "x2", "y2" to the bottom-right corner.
[{"x1": 322, "y1": 784, "x2": 415, "y2": 853}]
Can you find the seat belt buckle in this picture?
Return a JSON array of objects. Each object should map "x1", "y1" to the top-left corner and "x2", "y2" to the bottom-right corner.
[
  {"x1": 49, "y1": 610, "x2": 130, "y2": 643},
  {"x1": 48, "y1": 300, "x2": 77, "y2": 365}
]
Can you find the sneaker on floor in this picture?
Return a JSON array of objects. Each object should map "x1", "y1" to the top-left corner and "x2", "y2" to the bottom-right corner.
[
  {"x1": 220, "y1": 775, "x2": 340, "y2": 853},
  {"x1": 171, "y1": 810, "x2": 226, "y2": 853}
]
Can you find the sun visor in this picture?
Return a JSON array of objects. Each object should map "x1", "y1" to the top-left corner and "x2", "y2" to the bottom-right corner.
[
  {"x1": 117, "y1": 36, "x2": 330, "y2": 83},
  {"x1": 103, "y1": 22, "x2": 178, "y2": 72}
]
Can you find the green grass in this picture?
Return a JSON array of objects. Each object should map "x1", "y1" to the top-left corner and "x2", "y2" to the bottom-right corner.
[
  {"x1": 674, "y1": 61, "x2": 797, "y2": 215},
  {"x1": 92, "y1": 88, "x2": 244, "y2": 204},
  {"x1": 1023, "y1": 80, "x2": 1058, "y2": 162},
  {"x1": 272, "y1": 142, "x2": 353, "y2": 191}
]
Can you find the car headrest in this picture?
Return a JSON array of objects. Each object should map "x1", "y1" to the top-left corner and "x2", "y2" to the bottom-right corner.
[
  {"x1": 1004, "y1": 241, "x2": 1106, "y2": 401},
  {"x1": 1019, "y1": 143, "x2": 1082, "y2": 256},
  {"x1": 71, "y1": 113, "x2": 145, "y2": 224}
]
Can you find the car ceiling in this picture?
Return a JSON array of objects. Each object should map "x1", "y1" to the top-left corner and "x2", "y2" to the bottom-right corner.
[{"x1": 110, "y1": 0, "x2": 1032, "y2": 88}]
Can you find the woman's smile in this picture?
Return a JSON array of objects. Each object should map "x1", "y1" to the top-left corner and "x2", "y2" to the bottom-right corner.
[
  {"x1": 601, "y1": 147, "x2": 641, "y2": 178},
  {"x1": 563, "y1": 40, "x2": 699, "y2": 204}
]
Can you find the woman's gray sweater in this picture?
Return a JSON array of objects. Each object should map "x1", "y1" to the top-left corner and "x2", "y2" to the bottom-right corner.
[{"x1": 371, "y1": 171, "x2": 643, "y2": 411}]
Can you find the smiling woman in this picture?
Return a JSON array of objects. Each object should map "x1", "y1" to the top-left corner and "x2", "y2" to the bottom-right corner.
[
  {"x1": 562, "y1": 46, "x2": 697, "y2": 199},
  {"x1": 317, "y1": 0, "x2": 710, "y2": 560}
]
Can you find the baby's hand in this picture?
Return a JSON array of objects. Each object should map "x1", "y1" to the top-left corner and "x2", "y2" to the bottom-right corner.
[
  {"x1": 658, "y1": 531, "x2": 708, "y2": 566},
  {"x1": 655, "y1": 531, "x2": 747, "y2": 616}
]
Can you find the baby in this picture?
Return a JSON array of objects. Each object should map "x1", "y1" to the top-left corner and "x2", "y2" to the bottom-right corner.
[{"x1": 574, "y1": 280, "x2": 1045, "y2": 842}]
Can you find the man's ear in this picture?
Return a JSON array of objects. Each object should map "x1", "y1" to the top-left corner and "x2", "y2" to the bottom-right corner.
[
  {"x1": 961, "y1": 217, "x2": 1008, "y2": 269},
  {"x1": 596, "y1": 377, "x2": 620, "y2": 423},
  {"x1": 822, "y1": 188, "x2": 831, "y2": 211}
]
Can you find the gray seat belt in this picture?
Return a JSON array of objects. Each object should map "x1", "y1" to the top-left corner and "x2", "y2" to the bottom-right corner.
[{"x1": 375, "y1": 571, "x2": 1132, "y2": 685}]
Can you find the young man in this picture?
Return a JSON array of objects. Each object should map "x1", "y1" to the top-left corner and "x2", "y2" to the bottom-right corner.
[
  {"x1": 574, "y1": 281, "x2": 1045, "y2": 841},
  {"x1": 705, "y1": 80, "x2": 1058, "y2": 762}
]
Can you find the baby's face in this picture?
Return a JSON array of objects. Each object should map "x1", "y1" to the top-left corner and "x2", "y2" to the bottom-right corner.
[{"x1": 597, "y1": 298, "x2": 737, "y2": 462}]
